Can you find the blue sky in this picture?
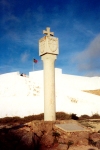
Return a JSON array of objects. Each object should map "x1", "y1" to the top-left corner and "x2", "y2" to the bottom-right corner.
[{"x1": 0, "y1": 0, "x2": 100, "y2": 76}]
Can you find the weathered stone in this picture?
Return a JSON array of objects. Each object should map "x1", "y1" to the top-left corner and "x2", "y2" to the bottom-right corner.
[
  {"x1": 23, "y1": 126, "x2": 31, "y2": 132},
  {"x1": 77, "y1": 131, "x2": 89, "y2": 138},
  {"x1": 21, "y1": 131, "x2": 33, "y2": 147},
  {"x1": 40, "y1": 132, "x2": 55, "y2": 147},
  {"x1": 67, "y1": 132, "x2": 71, "y2": 137},
  {"x1": 44, "y1": 122, "x2": 53, "y2": 132},
  {"x1": 36, "y1": 131, "x2": 43, "y2": 137},
  {"x1": 32, "y1": 133, "x2": 40, "y2": 146},
  {"x1": 58, "y1": 136, "x2": 65, "y2": 144},
  {"x1": 77, "y1": 138, "x2": 88, "y2": 146},
  {"x1": 40, "y1": 144, "x2": 57, "y2": 150},
  {"x1": 8, "y1": 129, "x2": 28, "y2": 140},
  {"x1": 56, "y1": 144, "x2": 68, "y2": 150},
  {"x1": 89, "y1": 132, "x2": 100, "y2": 142},
  {"x1": 96, "y1": 140, "x2": 100, "y2": 149},
  {"x1": 31, "y1": 122, "x2": 40, "y2": 133}
]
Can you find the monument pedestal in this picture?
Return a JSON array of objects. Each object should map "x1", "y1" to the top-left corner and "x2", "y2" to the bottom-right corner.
[{"x1": 42, "y1": 54, "x2": 57, "y2": 121}]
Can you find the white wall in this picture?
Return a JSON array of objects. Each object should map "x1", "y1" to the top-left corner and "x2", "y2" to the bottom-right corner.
[
  {"x1": 62, "y1": 74, "x2": 100, "y2": 90},
  {"x1": 0, "y1": 68, "x2": 100, "y2": 118}
]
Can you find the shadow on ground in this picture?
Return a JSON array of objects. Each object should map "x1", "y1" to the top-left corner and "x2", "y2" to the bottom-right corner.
[{"x1": 0, "y1": 124, "x2": 40, "y2": 150}]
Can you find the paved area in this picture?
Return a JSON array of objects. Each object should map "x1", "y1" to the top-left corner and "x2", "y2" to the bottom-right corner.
[{"x1": 55, "y1": 122, "x2": 89, "y2": 132}]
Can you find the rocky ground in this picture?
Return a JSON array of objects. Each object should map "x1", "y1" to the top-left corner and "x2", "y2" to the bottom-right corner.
[{"x1": 0, "y1": 120, "x2": 100, "y2": 150}]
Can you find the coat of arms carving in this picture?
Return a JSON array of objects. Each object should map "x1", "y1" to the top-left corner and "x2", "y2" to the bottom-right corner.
[
  {"x1": 39, "y1": 35, "x2": 59, "y2": 56},
  {"x1": 48, "y1": 37, "x2": 58, "y2": 52}
]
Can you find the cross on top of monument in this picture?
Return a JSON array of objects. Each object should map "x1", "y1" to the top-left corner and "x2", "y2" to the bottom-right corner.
[{"x1": 43, "y1": 27, "x2": 54, "y2": 36}]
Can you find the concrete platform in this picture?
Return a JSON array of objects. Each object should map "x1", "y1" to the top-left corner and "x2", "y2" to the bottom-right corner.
[{"x1": 55, "y1": 122, "x2": 89, "y2": 132}]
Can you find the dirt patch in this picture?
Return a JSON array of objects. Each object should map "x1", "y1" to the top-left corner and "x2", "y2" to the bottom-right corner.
[
  {"x1": 84, "y1": 89, "x2": 100, "y2": 96},
  {"x1": 79, "y1": 119, "x2": 100, "y2": 132}
]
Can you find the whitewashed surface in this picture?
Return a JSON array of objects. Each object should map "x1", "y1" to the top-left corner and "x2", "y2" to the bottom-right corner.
[{"x1": 0, "y1": 68, "x2": 100, "y2": 118}]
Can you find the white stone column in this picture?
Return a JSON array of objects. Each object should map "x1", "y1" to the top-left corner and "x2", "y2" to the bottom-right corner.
[
  {"x1": 42, "y1": 54, "x2": 56, "y2": 121},
  {"x1": 39, "y1": 27, "x2": 59, "y2": 121}
]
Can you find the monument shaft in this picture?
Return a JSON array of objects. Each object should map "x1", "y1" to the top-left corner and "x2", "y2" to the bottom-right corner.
[
  {"x1": 42, "y1": 54, "x2": 56, "y2": 121},
  {"x1": 39, "y1": 27, "x2": 59, "y2": 121}
]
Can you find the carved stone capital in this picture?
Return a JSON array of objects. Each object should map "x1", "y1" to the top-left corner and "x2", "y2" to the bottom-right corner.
[{"x1": 39, "y1": 36, "x2": 59, "y2": 56}]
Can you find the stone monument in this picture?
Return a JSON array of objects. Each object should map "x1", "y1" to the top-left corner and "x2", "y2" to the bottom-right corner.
[{"x1": 39, "y1": 27, "x2": 59, "y2": 121}]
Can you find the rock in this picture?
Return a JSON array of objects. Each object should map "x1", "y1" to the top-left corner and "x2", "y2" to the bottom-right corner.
[
  {"x1": 56, "y1": 144, "x2": 68, "y2": 150},
  {"x1": 40, "y1": 131, "x2": 55, "y2": 147},
  {"x1": 20, "y1": 131, "x2": 34, "y2": 149},
  {"x1": 32, "y1": 132, "x2": 40, "y2": 145},
  {"x1": 96, "y1": 140, "x2": 100, "y2": 149},
  {"x1": 78, "y1": 131, "x2": 89, "y2": 139},
  {"x1": 37, "y1": 131, "x2": 43, "y2": 137},
  {"x1": 77, "y1": 138, "x2": 88, "y2": 146},
  {"x1": 89, "y1": 132, "x2": 100, "y2": 142},
  {"x1": 22, "y1": 126, "x2": 31, "y2": 132},
  {"x1": 98, "y1": 130, "x2": 100, "y2": 133}
]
